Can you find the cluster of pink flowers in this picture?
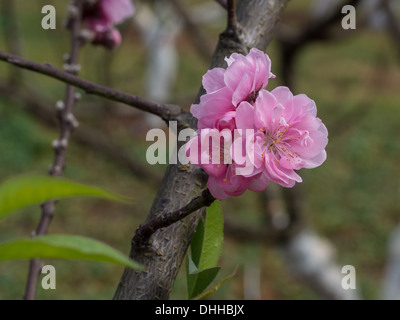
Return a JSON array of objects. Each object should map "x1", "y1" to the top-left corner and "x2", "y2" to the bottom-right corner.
[
  {"x1": 83, "y1": 0, "x2": 135, "y2": 49},
  {"x1": 186, "y1": 48, "x2": 328, "y2": 200}
]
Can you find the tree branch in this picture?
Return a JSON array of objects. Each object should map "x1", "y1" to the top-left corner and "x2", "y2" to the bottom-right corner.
[
  {"x1": 133, "y1": 189, "x2": 215, "y2": 246},
  {"x1": 24, "y1": 0, "x2": 85, "y2": 301},
  {"x1": 0, "y1": 51, "x2": 182, "y2": 123}
]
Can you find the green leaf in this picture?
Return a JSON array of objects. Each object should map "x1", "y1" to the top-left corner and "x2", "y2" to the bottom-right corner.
[
  {"x1": 198, "y1": 200, "x2": 224, "y2": 270},
  {"x1": 0, "y1": 175, "x2": 131, "y2": 220},
  {"x1": 190, "y1": 218, "x2": 204, "y2": 267},
  {"x1": 192, "y1": 267, "x2": 238, "y2": 300},
  {"x1": 0, "y1": 235, "x2": 142, "y2": 269},
  {"x1": 186, "y1": 200, "x2": 224, "y2": 299},
  {"x1": 186, "y1": 255, "x2": 220, "y2": 300}
]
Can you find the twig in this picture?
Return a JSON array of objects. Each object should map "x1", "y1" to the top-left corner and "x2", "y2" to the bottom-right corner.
[
  {"x1": 23, "y1": 0, "x2": 84, "y2": 300},
  {"x1": 227, "y1": 0, "x2": 237, "y2": 30},
  {"x1": 0, "y1": 51, "x2": 182, "y2": 123},
  {"x1": 215, "y1": 0, "x2": 227, "y2": 10},
  {"x1": 169, "y1": 0, "x2": 214, "y2": 60},
  {"x1": 133, "y1": 189, "x2": 215, "y2": 246}
]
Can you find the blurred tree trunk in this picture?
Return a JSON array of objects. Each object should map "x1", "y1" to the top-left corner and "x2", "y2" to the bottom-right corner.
[{"x1": 113, "y1": 0, "x2": 290, "y2": 300}]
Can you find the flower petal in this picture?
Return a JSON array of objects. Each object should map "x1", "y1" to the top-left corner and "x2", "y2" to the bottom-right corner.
[
  {"x1": 208, "y1": 177, "x2": 230, "y2": 200},
  {"x1": 248, "y1": 48, "x2": 274, "y2": 89},
  {"x1": 303, "y1": 150, "x2": 327, "y2": 169},
  {"x1": 254, "y1": 90, "x2": 278, "y2": 129},
  {"x1": 232, "y1": 71, "x2": 255, "y2": 107},
  {"x1": 293, "y1": 94, "x2": 317, "y2": 117},
  {"x1": 236, "y1": 101, "x2": 255, "y2": 130},
  {"x1": 272, "y1": 86, "x2": 294, "y2": 120},
  {"x1": 224, "y1": 55, "x2": 253, "y2": 92},
  {"x1": 248, "y1": 173, "x2": 269, "y2": 192}
]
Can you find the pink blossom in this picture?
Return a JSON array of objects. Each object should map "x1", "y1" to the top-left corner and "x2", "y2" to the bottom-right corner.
[
  {"x1": 185, "y1": 128, "x2": 232, "y2": 179},
  {"x1": 186, "y1": 48, "x2": 328, "y2": 200},
  {"x1": 92, "y1": 28, "x2": 122, "y2": 50},
  {"x1": 191, "y1": 48, "x2": 275, "y2": 131},
  {"x1": 208, "y1": 164, "x2": 269, "y2": 200},
  {"x1": 185, "y1": 128, "x2": 268, "y2": 200},
  {"x1": 83, "y1": 0, "x2": 134, "y2": 49},
  {"x1": 235, "y1": 87, "x2": 328, "y2": 188}
]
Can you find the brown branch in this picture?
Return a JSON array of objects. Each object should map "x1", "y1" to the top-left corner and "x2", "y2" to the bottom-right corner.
[
  {"x1": 215, "y1": 0, "x2": 227, "y2": 10},
  {"x1": 133, "y1": 189, "x2": 215, "y2": 247},
  {"x1": 0, "y1": 51, "x2": 182, "y2": 123},
  {"x1": 114, "y1": 0, "x2": 290, "y2": 301},
  {"x1": 24, "y1": 0, "x2": 85, "y2": 301}
]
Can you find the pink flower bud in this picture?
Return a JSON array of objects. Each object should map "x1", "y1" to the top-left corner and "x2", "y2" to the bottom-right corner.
[{"x1": 83, "y1": 0, "x2": 134, "y2": 49}]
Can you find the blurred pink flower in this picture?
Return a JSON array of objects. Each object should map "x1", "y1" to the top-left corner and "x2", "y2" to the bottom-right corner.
[
  {"x1": 235, "y1": 87, "x2": 328, "y2": 188},
  {"x1": 92, "y1": 28, "x2": 122, "y2": 50},
  {"x1": 191, "y1": 48, "x2": 275, "y2": 131},
  {"x1": 83, "y1": 0, "x2": 134, "y2": 49}
]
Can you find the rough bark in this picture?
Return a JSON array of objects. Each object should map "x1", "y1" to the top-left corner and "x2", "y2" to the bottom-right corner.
[{"x1": 113, "y1": 0, "x2": 290, "y2": 300}]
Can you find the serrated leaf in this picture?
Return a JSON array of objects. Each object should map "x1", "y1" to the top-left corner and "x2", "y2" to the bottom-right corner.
[
  {"x1": 192, "y1": 266, "x2": 238, "y2": 300},
  {"x1": 0, "y1": 175, "x2": 132, "y2": 220},
  {"x1": 0, "y1": 235, "x2": 142, "y2": 269},
  {"x1": 186, "y1": 255, "x2": 220, "y2": 299},
  {"x1": 198, "y1": 200, "x2": 223, "y2": 270}
]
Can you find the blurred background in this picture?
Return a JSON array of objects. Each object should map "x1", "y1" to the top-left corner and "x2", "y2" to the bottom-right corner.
[{"x1": 0, "y1": 0, "x2": 399, "y2": 300}]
